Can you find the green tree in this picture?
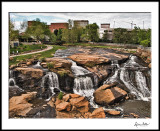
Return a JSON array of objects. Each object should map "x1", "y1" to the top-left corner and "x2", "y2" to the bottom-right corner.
[
  {"x1": 26, "y1": 18, "x2": 51, "y2": 43},
  {"x1": 113, "y1": 28, "x2": 128, "y2": 43},
  {"x1": 102, "y1": 30, "x2": 109, "y2": 42},
  {"x1": 9, "y1": 20, "x2": 19, "y2": 42},
  {"x1": 86, "y1": 23, "x2": 99, "y2": 42}
]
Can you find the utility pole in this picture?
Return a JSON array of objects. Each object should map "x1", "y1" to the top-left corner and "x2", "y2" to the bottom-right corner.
[
  {"x1": 143, "y1": 21, "x2": 144, "y2": 29},
  {"x1": 113, "y1": 21, "x2": 115, "y2": 28}
]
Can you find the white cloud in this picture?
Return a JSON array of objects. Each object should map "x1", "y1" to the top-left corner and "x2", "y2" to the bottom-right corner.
[{"x1": 11, "y1": 13, "x2": 151, "y2": 29}]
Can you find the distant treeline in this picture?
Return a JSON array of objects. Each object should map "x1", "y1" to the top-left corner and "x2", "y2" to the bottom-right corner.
[{"x1": 9, "y1": 18, "x2": 151, "y2": 47}]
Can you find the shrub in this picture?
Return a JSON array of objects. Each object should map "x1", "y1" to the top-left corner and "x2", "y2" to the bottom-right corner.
[
  {"x1": 58, "y1": 92, "x2": 63, "y2": 100},
  {"x1": 39, "y1": 57, "x2": 46, "y2": 62},
  {"x1": 47, "y1": 62, "x2": 54, "y2": 70},
  {"x1": 140, "y1": 39, "x2": 150, "y2": 47}
]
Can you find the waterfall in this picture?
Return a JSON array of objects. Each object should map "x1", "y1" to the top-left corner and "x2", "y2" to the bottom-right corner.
[
  {"x1": 9, "y1": 70, "x2": 24, "y2": 92},
  {"x1": 104, "y1": 55, "x2": 151, "y2": 101},
  {"x1": 70, "y1": 60, "x2": 91, "y2": 76},
  {"x1": 69, "y1": 60, "x2": 95, "y2": 99},
  {"x1": 135, "y1": 71, "x2": 151, "y2": 97},
  {"x1": 9, "y1": 70, "x2": 16, "y2": 86},
  {"x1": 120, "y1": 68, "x2": 148, "y2": 101},
  {"x1": 104, "y1": 69, "x2": 119, "y2": 84},
  {"x1": 73, "y1": 76, "x2": 94, "y2": 98},
  {"x1": 33, "y1": 61, "x2": 43, "y2": 69},
  {"x1": 41, "y1": 72, "x2": 60, "y2": 100}
]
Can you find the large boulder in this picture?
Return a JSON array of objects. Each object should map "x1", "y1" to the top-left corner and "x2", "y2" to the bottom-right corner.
[
  {"x1": 90, "y1": 107, "x2": 106, "y2": 118},
  {"x1": 93, "y1": 83, "x2": 127, "y2": 106},
  {"x1": 13, "y1": 68, "x2": 44, "y2": 90},
  {"x1": 102, "y1": 52, "x2": 129, "y2": 63},
  {"x1": 15, "y1": 67, "x2": 43, "y2": 79},
  {"x1": 9, "y1": 86, "x2": 26, "y2": 98},
  {"x1": 9, "y1": 92, "x2": 37, "y2": 117},
  {"x1": 86, "y1": 65, "x2": 111, "y2": 83},
  {"x1": 56, "y1": 102, "x2": 71, "y2": 111},
  {"x1": 45, "y1": 57, "x2": 72, "y2": 69},
  {"x1": 68, "y1": 54, "x2": 110, "y2": 67}
]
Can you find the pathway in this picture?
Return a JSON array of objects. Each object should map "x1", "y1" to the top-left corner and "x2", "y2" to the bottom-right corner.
[{"x1": 10, "y1": 45, "x2": 53, "y2": 58}]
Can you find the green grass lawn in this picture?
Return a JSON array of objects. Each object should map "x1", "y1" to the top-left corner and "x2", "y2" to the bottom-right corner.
[
  {"x1": 9, "y1": 45, "x2": 67, "y2": 66},
  {"x1": 10, "y1": 44, "x2": 47, "y2": 54}
]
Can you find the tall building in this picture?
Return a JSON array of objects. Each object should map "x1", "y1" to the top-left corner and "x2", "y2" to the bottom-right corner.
[
  {"x1": 99, "y1": 23, "x2": 114, "y2": 40},
  {"x1": 49, "y1": 23, "x2": 68, "y2": 33},
  {"x1": 73, "y1": 20, "x2": 89, "y2": 28}
]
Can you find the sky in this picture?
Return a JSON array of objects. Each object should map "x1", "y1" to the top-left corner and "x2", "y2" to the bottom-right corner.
[{"x1": 10, "y1": 12, "x2": 151, "y2": 31}]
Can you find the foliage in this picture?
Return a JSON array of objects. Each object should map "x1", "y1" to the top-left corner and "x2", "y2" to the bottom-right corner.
[
  {"x1": 9, "y1": 20, "x2": 19, "y2": 41},
  {"x1": 140, "y1": 39, "x2": 150, "y2": 47},
  {"x1": 10, "y1": 44, "x2": 46, "y2": 54},
  {"x1": 85, "y1": 23, "x2": 99, "y2": 42},
  {"x1": 113, "y1": 27, "x2": 151, "y2": 46},
  {"x1": 47, "y1": 62, "x2": 54, "y2": 70},
  {"x1": 58, "y1": 92, "x2": 63, "y2": 100},
  {"x1": 102, "y1": 30, "x2": 109, "y2": 42},
  {"x1": 9, "y1": 45, "x2": 67, "y2": 66}
]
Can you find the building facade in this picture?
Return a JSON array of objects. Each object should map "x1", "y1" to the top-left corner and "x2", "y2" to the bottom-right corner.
[
  {"x1": 99, "y1": 23, "x2": 114, "y2": 40},
  {"x1": 49, "y1": 23, "x2": 68, "y2": 33},
  {"x1": 73, "y1": 20, "x2": 89, "y2": 28}
]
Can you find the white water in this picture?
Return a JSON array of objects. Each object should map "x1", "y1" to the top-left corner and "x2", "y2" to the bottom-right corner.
[
  {"x1": 73, "y1": 76, "x2": 94, "y2": 98},
  {"x1": 41, "y1": 72, "x2": 60, "y2": 100},
  {"x1": 70, "y1": 60, "x2": 91, "y2": 76},
  {"x1": 104, "y1": 55, "x2": 151, "y2": 101}
]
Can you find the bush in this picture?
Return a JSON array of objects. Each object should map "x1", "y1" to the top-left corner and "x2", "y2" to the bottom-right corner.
[
  {"x1": 47, "y1": 62, "x2": 54, "y2": 70},
  {"x1": 58, "y1": 92, "x2": 63, "y2": 100},
  {"x1": 39, "y1": 57, "x2": 46, "y2": 62},
  {"x1": 140, "y1": 39, "x2": 150, "y2": 47}
]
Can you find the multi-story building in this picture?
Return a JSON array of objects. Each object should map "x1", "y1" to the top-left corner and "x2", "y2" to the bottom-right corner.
[
  {"x1": 49, "y1": 23, "x2": 68, "y2": 33},
  {"x1": 73, "y1": 20, "x2": 89, "y2": 28},
  {"x1": 99, "y1": 23, "x2": 114, "y2": 40}
]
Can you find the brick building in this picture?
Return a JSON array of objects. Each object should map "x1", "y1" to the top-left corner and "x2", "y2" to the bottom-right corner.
[{"x1": 49, "y1": 23, "x2": 68, "y2": 32}]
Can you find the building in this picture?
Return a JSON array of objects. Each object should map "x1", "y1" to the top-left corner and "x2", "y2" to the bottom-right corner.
[
  {"x1": 99, "y1": 23, "x2": 114, "y2": 40},
  {"x1": 49, "y1": 23, "x2": 68, "y2": 33},
  {"x1": 73, "y1": 20, "x2": 89, "y2": 28}
]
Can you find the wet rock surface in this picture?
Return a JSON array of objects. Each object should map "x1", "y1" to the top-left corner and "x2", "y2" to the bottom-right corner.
[
  {"x1": 9, "y1": 46, "x2": 151, "y2": 119},
  {"x1": 94, "y1": 83, "x2": 127, "y2": 106}
]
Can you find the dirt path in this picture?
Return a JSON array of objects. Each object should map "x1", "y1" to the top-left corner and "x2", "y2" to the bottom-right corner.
[{"x1": 10, "y1": 45, "x2": 53, "y2": 58}]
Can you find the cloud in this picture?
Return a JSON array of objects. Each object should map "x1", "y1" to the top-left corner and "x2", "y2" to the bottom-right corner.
[{"x1": 10, "y1": 12, "x2": 151, "y2": 29}]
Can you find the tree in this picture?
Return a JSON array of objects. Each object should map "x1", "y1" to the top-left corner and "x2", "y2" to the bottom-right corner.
[
  {"x1": 102, "y1": 30, "x2": 109, "y2": 42},
  {"x1": 113, "y1": 28, "x2": 128, "y2": 43},
  {"x1": 62, "y1": 29, "x2": 71, "y2": 42},
  {"x1": 26, "y1": 18, "x2": 51, "y2": 43},
  {"x1": 86, "y1": 23, "x2": 99, "y2": 42},
  {"x1": 9, "y1": 20, "x2": 19, "y2": 42},
  {"x1": 68, "y1": 19, "x2": 73, "y2": 29}
]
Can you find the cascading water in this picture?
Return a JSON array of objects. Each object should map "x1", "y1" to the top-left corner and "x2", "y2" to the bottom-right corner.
[
  {"x1": 41, "y1": 72, "x2": 60, "y2": 101},
  {"x1": 70, "y1": 60, "x2": 91, "y2": 76},
  {"x1": 69, "y1": 60, "x2": 100, "y2": 108},
  {"x1": 9, "y1": 70, "x2": 17, "y2": 87},
  {"x1": 104, "y1": 55, "x2": 151, "y2": 101},
  {"x1": 73, "y1": 76, "x2": 94, "y2": 98},
  {"x1": 135, "y1": 71, "x2": 151, "y2": 98},
  {"x1": 9, "y1": 70, "x2": 24, "y2": 92}
]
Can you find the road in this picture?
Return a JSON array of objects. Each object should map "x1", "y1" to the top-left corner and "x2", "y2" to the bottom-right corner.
[{"x1": 10, "y1": 45, "x2": 53, "y2": 58}]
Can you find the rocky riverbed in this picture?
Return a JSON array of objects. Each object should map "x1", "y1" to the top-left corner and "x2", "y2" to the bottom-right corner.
[{"x1": 9, "y1": 47, "x2": 151, "y2": 118}]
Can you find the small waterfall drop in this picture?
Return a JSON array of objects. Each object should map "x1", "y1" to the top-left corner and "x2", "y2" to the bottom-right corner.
[
  {"x1": 73, "y1": 76, "x2": 94, "y2": 98},
  {"x1": 41, "y1": 72, "x2": 60, "y2": 101},
  {"x1": 70, "y1": 60, "x2": 91, "y2": 76},
  {"x1": 104, "y1": 55, "x2": 151, "y2": 101},
  {"x1": 9, "y1": 70, "x2": 17, "y2": 86},
  {"x1": 33, "y1": 61, "x2": 43, "y2": 69}
]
